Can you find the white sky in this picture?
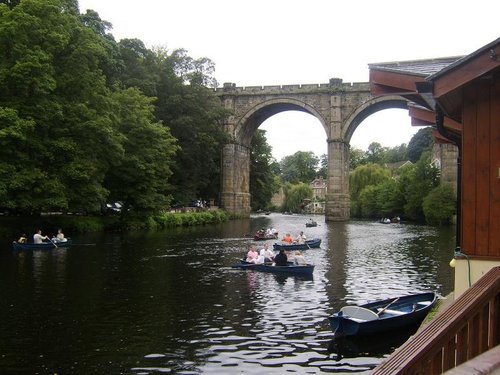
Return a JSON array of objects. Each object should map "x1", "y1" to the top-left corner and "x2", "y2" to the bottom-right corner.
[{"x1": 79, "y1": 0, "x2": 499, "y2": 160}]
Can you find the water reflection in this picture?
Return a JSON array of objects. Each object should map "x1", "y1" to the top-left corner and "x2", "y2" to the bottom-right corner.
[
  {"x1": 0, "y1": 215, "x2": 454, "y2": 374},
  {"x1": 327, "y1": 325, "x2": 420, "y2": 361}
]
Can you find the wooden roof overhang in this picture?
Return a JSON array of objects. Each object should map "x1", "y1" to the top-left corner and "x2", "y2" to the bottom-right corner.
[
  {"x1": 428, "y1": 37, "x2": 500, "y2": 121},
  {"x1": 368, "y1": 57, "x2": 465, "y2": 143}
]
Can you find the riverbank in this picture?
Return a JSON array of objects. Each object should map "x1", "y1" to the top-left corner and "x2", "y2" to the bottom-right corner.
[{"x1": 0, "y1": 209, "x2": 231, "y2": 239}]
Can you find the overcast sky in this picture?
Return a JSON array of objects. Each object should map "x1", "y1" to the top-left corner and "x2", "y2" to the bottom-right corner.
[{"x1": 78, "y1": 0, "x2": 499, "y2": 160}]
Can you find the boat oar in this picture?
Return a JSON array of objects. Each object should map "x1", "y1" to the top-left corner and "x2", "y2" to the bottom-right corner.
[
  {"x1": 377, "y1": 297, "x2": 400, "y2": 316},
  {"x1": 48, "y1": 237, "x2": 58, "y2": 248}
]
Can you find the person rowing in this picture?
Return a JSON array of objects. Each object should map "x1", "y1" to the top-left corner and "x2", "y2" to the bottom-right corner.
[{"x1": 33, "y1": 229, "x2": 48, "y2": 244}]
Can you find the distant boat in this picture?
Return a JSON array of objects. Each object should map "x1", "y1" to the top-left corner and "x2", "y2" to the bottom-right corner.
[
  {"x1": 305, "y1": 220, "x2": 318, "y2": 227},
  {"x1": 12, "y1": 239, "x2": 73, "y2": 251},
  {"x1": 273, "y1": 238, "x2": 321, "y2": 251},
  {"x1": 328, "y1": 292, "x2": 437, "y2": 337},
  {"x1": 231, "y1": 260, "x2": 314, "y2": 275},
  {"x1": 253, "y1": 232, "x2": 279, "y2": 241}
]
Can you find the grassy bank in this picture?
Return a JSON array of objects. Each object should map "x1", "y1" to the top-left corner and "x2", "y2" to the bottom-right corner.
[{"x1": 0, "y1": 210, "x2": 232, "y2": 239}]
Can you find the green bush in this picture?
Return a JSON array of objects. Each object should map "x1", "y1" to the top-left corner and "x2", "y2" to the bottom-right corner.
[{"x1": 423, "y1": 184, "x2": 456, "y2": 226}]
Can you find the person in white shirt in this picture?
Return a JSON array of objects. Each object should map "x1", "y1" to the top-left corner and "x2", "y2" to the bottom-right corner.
[
  {"x1": 295, "y1": 231, "x2": 306, "y2": 244},
  {"x1": 33, "y1": 229, "x2": 48, "y2": 244},
  {"x1": 259, "y1": 243, "x2": 274, "y2": 263}
]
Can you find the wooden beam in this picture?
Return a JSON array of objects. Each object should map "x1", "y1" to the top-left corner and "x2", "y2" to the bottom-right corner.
[
  {"x1": 433, "y1": 45, "x2": 500, "y2": 98},
  {"x1": 408, "y1": 106, "x2": 462, "y2": 134},
  {"x1": 369, "y1": 69, "x2": 426, "y2": 95}
]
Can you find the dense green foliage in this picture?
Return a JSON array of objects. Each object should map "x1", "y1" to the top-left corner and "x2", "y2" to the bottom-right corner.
[
  {"x1": 281, "y1": 183, "x2": 313, "y2": 213},
  {"x1": 407, "y1": 127, "x2": 434, "y2": 163},
  {"x1": 249, "y1": 129, "x2": 280, "y2": 211},
  {"x1": 423, "y1": 184, "x2": 456, "y2": 226},
  {"x1": 0, "y1": 0, "x2": 227, "y2": 220},
  {"x1": 280, "y1": 151, "x2": 319, "y2": 184},
  {"x1": 349, "y1": 150, "x2": 451, "y2": 224}
]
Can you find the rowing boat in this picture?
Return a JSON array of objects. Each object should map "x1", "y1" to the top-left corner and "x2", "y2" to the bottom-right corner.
[
  {"x1": 231, "y1": 260, "x2": 314, "y2": 275},
  {"x1": 12, "y1": 239, "x2": 73, "y2": 251},
  {"x1": 328, "y1": 292, "x2": 437, "y2": 337},
  {"x1": 272, "y1": 238, "x2": 321, "y2": 251}
]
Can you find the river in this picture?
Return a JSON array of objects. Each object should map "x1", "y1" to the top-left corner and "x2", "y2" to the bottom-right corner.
[{"x1": 0, "y1": 214, "x2": 455, "y2": 374}]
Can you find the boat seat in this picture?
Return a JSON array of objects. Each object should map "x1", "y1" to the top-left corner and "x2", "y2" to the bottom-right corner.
[
  {"x1": 417, "y1": 301, "x2": 431, "y2": 306},
  {"x1": 378, "y1": 308, "x2": 406, "y2": 316}
]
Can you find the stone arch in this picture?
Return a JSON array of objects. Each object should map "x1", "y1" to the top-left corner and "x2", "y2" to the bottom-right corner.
[
  {"x1": 234, "y1": 98, "x2": 328, "y2": 147},
  {"x1": 342, "y1": 95, "x2": 409, "y2": 144}
]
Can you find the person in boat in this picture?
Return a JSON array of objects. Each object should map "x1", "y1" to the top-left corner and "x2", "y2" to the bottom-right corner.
[
  {"x1": 255, "y1": 252, "x2": 266, "y2": 264},
  {"x1": 259, "y1": 243, "x2": 274, "y2": 263},
  {"x1": 294, "y1": 251, "x2": 307, "y2": 265},
  {"x1": 52, "y1": 228, "x2": 67, "y2": 243},
  {"x1": 245, "y1": 245, "x2": 259, "y2": 263},
  {"x1": 295, "y1": 231, "x2": 306, "y2": 244},
  {"x1": 33, "y1": 229, "x2": 48, "y2": 244},
  {"x1": 281, "y1": 233, "x2": 293, "y2": 244},
  {"x1": 17, "y1": 234, "x2": 27, "y2": 243},
  {"x1": 274, "y1": 248, "x2": 288, "y2": 266}
]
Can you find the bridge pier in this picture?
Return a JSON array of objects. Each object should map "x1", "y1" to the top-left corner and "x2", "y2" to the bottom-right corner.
[
  {"x1": 220, "y1": 142, "x2": 251, "y2": 216},
  {"x1": 325, "y1": 139, "x2": 350, "y2": 221}
]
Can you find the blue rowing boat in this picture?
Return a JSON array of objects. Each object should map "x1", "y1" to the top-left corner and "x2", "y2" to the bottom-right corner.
[
  {"x1": 231, "y1": 260, "x2": 314, "y2": 275},
  {"x1": 12, "y1": 239, "x2": 73, "y2": 251},
  {"x1": 328, "y1": 292, "x2": 437, "y2": 337},
  {"x1": 273, "y1": 238, "x2": 321, "y2": 251}
]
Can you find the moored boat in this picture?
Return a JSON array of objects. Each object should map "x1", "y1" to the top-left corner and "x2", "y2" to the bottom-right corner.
[
  {"x1": 12, "y1": 239, "x2": 73, "y2": 251},
  {"x1": 231, "y1": 260, "x2": 314, "y2": 275},
  {"x1": 273, "y1": 238, "x2": 321, "y2": 251},
  {"x1": 328, "y1": 292, "x2": 437, "y2": 337}
]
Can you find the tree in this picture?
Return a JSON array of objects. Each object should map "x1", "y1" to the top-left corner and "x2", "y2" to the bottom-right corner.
[
  {"x1": 150, "y1": 48, "x2": 229, "y2": 205},
  {"x1": 281, "y1": 183, "x2": 313, "y2": 213},
  {"x1": 349, "y1": 147, "x2": 367, "y2": 170},
  {"x1": 103, "y1": 88, "x2": 179, "y2": 216},
  {"x1": 385, "y1": 143, "x2": 408, "y2": 163},
  {"x1": 401, "y1": 151, "x2": 440, "y2": 222},
  {"x1": 349, "y1": 163, "x2": 391, "y2": 201},
  {"x1": 358, "y1": 184, "x2": 380, "y2": 218},
  {"x1": 365, "y1": 142, "x2": 386, "y2": 164},
  {"x1": 249, "y1": 129, "x2": 279, "y2": 210},
  {"x1": 423, "y1": 184, "x2": 456, "y2": 225},
  {"x1": 280, "y1": 151, "x2": 319, "y2": 184},
  {"x1": 0, "y1": 0, "x2": 124, "y2": 214},
  {"x1": 407, "y1": 127, "x2": 434, "y2": 163},
  {"x1": 317, "y1": 153, "x2": 328, "y2": 178}
]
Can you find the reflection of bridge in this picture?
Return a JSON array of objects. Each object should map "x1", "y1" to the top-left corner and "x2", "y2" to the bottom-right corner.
[{"x1": 215, "y1": 78, "x2": 410, "y2": 221}]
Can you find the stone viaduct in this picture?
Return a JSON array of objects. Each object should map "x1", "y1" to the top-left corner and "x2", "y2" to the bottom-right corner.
[{"x1": 215, "y1": 78, "x2": 409, "y2": 221}]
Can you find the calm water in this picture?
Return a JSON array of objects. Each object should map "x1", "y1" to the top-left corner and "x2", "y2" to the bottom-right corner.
[{"x1": 0, "y1": 214, "x2": 455, "y2": 374}]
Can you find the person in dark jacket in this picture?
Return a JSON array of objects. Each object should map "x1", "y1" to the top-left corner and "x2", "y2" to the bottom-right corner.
[{"x1": 274, "y1": 248, "x2": 288, "y2": 266}]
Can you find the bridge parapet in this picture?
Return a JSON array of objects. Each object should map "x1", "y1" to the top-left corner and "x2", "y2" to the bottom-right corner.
[{"x1": 216, "y1": 80, "x2": 370, "y2": 95}]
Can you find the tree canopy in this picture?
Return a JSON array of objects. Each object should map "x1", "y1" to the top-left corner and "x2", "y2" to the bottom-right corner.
[{"x1": 0, "y1": 0, "x2": 227, "y2": 217}]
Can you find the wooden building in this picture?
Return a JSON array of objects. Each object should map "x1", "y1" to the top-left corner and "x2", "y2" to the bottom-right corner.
[
  {"x1": 369, "y1": 37, "x2": 500, "y2": 298},
  {"x1": 369, "y1": 37, "x2": 500, "y2": 374}
]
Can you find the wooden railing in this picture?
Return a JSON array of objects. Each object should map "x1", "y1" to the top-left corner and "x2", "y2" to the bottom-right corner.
[{"x1": 372, "y1": 266, "x2": 500, "y2": 374}]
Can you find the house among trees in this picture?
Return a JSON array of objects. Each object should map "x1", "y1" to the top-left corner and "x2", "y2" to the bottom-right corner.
[
  {"x1": 369, "y1": 37, "x2": 500, "y2": 373},
  {"x1": 304, "y1": 176, "x2": 327, "y2": 214},
  {"x1": 310, "y1": 176, "x2": 327, "y2": 200}
]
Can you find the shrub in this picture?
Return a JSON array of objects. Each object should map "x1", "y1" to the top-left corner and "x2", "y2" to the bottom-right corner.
[{"x1": 423, "y1": 184, "x2": 456, "y2": 226}]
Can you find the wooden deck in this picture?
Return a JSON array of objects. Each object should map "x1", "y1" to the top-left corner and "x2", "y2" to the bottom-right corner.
[{"x1": 372, "y1": 266, "x2": 500, "y2": 374}]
